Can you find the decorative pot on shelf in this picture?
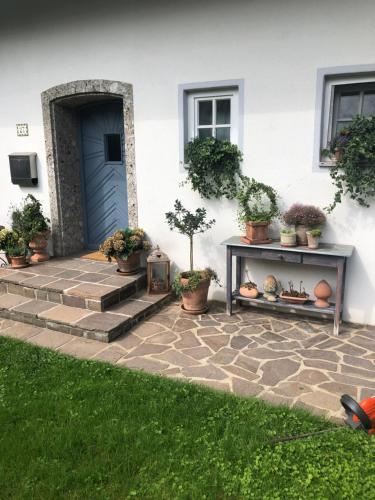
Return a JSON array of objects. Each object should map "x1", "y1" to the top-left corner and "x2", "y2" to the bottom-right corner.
[
  {"x1": 306, "y1": 231, "x2": 320, "y2": 250},
  {"x1": 295, "y1": 224, "x2": 308, "y2": 246},
  {"x1": 29, "y1": 231, "x2": 50, "y2": 262},
  {"x1": 242, "y1": 221, "x2": 272, "y2": 245},
  {"x1": 115, "y1": 251, "x2": 141, "y2": 275},
  {"x1": 314, "y1": 279, "x2": 332, "y2": 308},
  {"x1": 239, "y1": 285, "x2": 259, "y2": 299},
  {"x1": 180, "y1": 276, "x2": 210, "y2": 314},
  {"x1": 280, "y1": 231, "x2": 296, "y2": 247},
  {"x1": 263, "y1": 274, "x2": 278, "y2": 302},
  {"x1": 9, "y1": 255, "x2": 29, "y2": 269}
]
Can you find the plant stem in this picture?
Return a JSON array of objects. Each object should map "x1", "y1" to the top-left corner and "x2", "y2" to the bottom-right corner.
[{"x1": 189, "y1": 235, "x2": 193, "y2": 272}]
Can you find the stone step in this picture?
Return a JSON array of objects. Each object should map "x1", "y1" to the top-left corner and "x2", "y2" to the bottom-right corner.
[
  {"x1": 0, "y1": 258, "x2": 146, "y2": 312},
  {"x1": 0, "y1": 291, "x2": 171, "y2": 342}
]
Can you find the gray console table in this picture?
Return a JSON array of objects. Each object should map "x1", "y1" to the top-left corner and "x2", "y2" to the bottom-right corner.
[{"x1": 222, "y1": 237, "x2": 354, "y2": 336}]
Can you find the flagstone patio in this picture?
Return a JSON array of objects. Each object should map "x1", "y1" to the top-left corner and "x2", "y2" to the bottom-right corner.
[{"x1": 1, "y1": 301, "x2": 374, "y2": 421}]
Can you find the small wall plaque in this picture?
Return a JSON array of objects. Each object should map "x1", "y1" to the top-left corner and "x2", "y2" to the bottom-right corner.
[{"x1": 16, "y1": 123, "x2": 29, "y2": 137}]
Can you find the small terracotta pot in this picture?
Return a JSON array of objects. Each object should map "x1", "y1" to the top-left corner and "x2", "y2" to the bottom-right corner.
[
  {"x1": 295, "y1": 224, "x2": 308, "y2": 246},
  {"x1": 29, "y1": 232, "x2": 50, "y2": 262},
  {"x1": 180, "y1": 276, "x2": 210, "y2": 314},
  {"x1": 244, "y1": 221, "x2": 271, "y2": 244},
  {"x1": 314, "y1": 279, "x2": 332, "y2": 308},
  {"x1": 306, "y1": 232, "x2": 320, "y2": 249},
  {"x1": 115, "y1": 251, "x2": 141, "y2": 275},
  {"x1": 239, "y1": 286, "x2": 259, "y2": 299},
  {"x1": 9, "y1": 255, "x2": 29, "y2": 269},
  {"x1": 279, "y1": 291, "x2": 309, "y2": 305},
  {"x1": 335, "y1": 147, "x2": 344, "y2": 162},
  {"x1": 280, "y1": 232, "x2": 296, "y2": 247}
]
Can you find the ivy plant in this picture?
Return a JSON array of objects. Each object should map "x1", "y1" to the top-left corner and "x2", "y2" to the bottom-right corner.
[
  {"x1": 325, "y1": 115, "x2": 375, "y2": 212},
  {"x1": 184, "y1": 137, "x2": 243, "y2": 199},
  {"x1": 236, "y1": 176, "x2": 279, "y2": 224}
]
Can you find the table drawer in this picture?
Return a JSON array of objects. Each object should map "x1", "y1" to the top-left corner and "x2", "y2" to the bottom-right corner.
[
  {"x1": 260, "y1": 250, "x2": 302, "y2": 263},
  {"x1": 302, "y1": 254, "x2": 339, "y2": 267}
]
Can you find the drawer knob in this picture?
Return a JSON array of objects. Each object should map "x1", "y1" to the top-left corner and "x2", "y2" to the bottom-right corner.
[{"x1": 278, "y1": 254, "x2": 284, "y2": 260}]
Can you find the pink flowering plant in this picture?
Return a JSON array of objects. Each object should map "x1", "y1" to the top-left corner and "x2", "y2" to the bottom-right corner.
[{"x1": 282, "y1": 203, "x2": 326, "y2": 228}]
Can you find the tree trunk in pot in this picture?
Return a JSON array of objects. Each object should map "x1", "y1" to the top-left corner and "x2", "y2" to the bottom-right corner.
[
  {"x1": 115, "y1": 251, "x2": 141, "y2": 275},
  {"x1": 295, "y1": 224, "x2": 308, "y2": 246},
  {"x1": 180, "y1": 277, "x2": 210, "y2": 314}
]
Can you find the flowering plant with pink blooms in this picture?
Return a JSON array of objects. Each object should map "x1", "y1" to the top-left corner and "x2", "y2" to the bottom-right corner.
[{"x1": 282, "y1": 203, "x2": 326, "y2": 227}]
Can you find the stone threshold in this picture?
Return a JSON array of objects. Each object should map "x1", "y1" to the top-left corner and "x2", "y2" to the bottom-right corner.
[{"x1": 0, "y1": 291, "x2": 171, "y2": 342}]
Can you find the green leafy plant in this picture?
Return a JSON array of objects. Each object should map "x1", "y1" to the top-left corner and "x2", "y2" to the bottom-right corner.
[
  {"x1": 326, "y1": 115, "x2": 375, "y2": 212},
  {"x1": 308, "y1": 228, "x2": 322, "y2": 237},
  {"x1": 10, "y1": 194, "x2": 50, "y2": 245},
  {"x1": 184, "y1": 137, "x2": 243, "y2": 199},
  {"x1": 283, "y1": 203, "x2": 326, "y2": 227},
  {"x1": 280, "y1": 228, "x2": 296, "y2": 235},
  {"x1": 236, "y1": 176, "x2": 279, "y2": 224},
  {"x1": 172, "y1": 268, "x2": 220, "y2": 297},
  {"x1": 0, "y1": 229, "x2": 26, "y2": 256},
  {"x1": 99, "y1": 228, "x2": 151, "y2": 262}
]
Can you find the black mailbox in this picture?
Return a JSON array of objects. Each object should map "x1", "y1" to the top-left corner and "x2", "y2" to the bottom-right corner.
[{"x1": 9, "y1": 153, "x2": 38, "y2": 187}]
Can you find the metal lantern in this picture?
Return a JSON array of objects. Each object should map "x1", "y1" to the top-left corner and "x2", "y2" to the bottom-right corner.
[{"x1": 147, "y1": 246, "x2": 170, "y2": 294}]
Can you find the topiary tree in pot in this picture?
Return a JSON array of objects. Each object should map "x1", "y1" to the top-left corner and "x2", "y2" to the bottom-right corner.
[{"x1": 165, "y1": 200, "x2": 218, "y2": 314}]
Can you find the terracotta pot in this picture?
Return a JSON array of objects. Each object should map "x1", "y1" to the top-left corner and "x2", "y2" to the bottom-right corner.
[
  {"x1": 115, "y1": 251, "x2": 141, "y2": 275},
  {"x1": 295, "y1": 224, "x2": 308, "y2": 246},
  {"x1": 29, "y1": 232, "x2": 50, "y2": 262},
  {"x1": 239, "y1": 286, "x2": 259, "y2": 299},
  {"x1": 244, "y1": 221, "x2": 271, "y2": 244},
  {"x1": 180, "y1": 276, "x2": 210, "y2": 314},
  {"x1": 279, "y1": 291, "x2": 309, "y2": 305},
  {"x1": 306, "y1": 232, "x2": 320, "y2": 249},
  {"x1": 280, "y1": 232, "x2": 296, "y2": 247},
  {"x1": 314, "y1": 279, "x2": 332, "y2": 308},
  {"x1": 335, "y1": 147, "x2": 343, "y2": 162},
  {"x1": 9, "y1": 255, "x2": 29, "y2": 269}
]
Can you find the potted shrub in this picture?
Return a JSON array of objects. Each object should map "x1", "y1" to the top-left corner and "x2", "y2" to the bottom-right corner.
[
  {"x1": 306, "y1": 228, "x2": 322, "y2": 249},
  {"x1": 11, "y1": 194, "x2": 50, "y2": 262},
  {"x1": 165, "y1": 200, "x2": 219, "y2": 314},
  {"x1": 0, "y1": 227, "x2": 15, "y2": 264},
  {"x1": 100, "y1": 228, "x2": 151, "y2": 274},
  {"x1": 279, "y1": 280, "x2": 309, "y2": 305},
  {"x1": 4, "y1": 231, "x2": 28, "y2": 269},
  {"x1": 236, "y1": 176, "x2": 279, "y2": 244},
  {"x1": 184, "y1": 137, "x2": 243, "y2": 199},
  {"x1": 279, "y1": 228, "x2": 296, "y2": 247},
  {"x1": 282, "y1": 203, "x2": 326, "y2": 246}
]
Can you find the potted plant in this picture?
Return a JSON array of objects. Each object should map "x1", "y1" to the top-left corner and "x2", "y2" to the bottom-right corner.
[
  {"x1": 184, "y1": 137, "x2": 243, "y2": 199},
  {"x1": 279, "y1": 227, "x2": 296, "y2": 247},
  {"x1": 282, "y1": 203, "x2": 326, "y2": 246},
  {"x1": 279, "y1": 280, "x2": 309, "y2": 305},
  {"x1": 306, "y1": 228, "x2": 322, "y2": 249},
  {"x1": 11, "y1": 194, "x2": 50, "y2": 262},
  {"x1": 236, "y1": 176, "x2": 279, "y2": 244},
  {"x1": 99, "y1": 228, "x2": 151, "y2": 275},
  {"x1": 0, "y1": 227, "x2": 15, "y2": 264},
  {"x1": 165, "y1": 200, "x2": 219, "y2": 314},
  {"x1": 4, "y1": 231, "x2": 28, "y2": 269}
]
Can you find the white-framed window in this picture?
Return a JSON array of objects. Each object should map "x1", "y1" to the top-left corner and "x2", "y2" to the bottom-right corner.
[
  {"x1": 187, "y1": 89, "x2": 239, "y2": 144},
  {"x1": 319, "y1": 74, "x2": 375, "y2": 166}
]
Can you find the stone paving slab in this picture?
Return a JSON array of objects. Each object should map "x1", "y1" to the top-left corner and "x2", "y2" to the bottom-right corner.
[{"x1": 0, "y1": 301, "x2": 374, "y2": 421}]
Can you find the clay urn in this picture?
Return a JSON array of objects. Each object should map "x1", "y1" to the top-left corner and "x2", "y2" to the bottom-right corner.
[{"x1": 314, "y1": 279, "x2": 332, "y2": 308}]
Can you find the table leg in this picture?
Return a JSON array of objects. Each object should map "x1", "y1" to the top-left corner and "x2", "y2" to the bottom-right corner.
[
  {"x1": 226, "y1": 246, "x2": 233, "y2": 315},
  {"x1": 333, "y1": 258, "x2": 345, "y2": 336},
  {"x1": 236, "y1": 256, "x2": 241, "y2": 307}
]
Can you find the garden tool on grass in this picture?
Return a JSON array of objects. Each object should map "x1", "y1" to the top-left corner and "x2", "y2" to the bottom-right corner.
[{"x1": 270, "y1": 394, "x2": 375, "y2": 444}]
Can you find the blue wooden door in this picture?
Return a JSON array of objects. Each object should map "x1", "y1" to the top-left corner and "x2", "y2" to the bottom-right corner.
[{"x1": 80, "y1": 101, "x2": 128, "y2": 249}]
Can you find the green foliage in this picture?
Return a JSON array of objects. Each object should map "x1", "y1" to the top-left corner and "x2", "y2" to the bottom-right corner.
[
  {"x1": 1, "y1": 337, "x2": 374, "y2": 499},
  {"x1": 184, "y1": 137, "x2": 243, "y2": 199},
  {"x1": 0, "y1": 228, "x2": 26, "y2": 255},
  {"x1": 280, "y1": 228, "x2": 296, "y2": 235},
  {"x1": 172, "y1": 268, "x2": 220, "y2": 296},
  {"x1": 99, "y1": 228, "x2": 150, "y2": 262},
  {"x1": 165, "y1": 200, "x2": 215, "y2": 272},
  {"x1": 10, "y1": 194, "x2": 50, "y2": 245},
  {"x1": 308, "y1": 228, "x2": 322, "y2": 237},
  {"x1": 236, "y1": 176, "x2": 279, "y2": 224},
  {"x1": 327, "y1": 115, "x2": 375, "y2": 212}
]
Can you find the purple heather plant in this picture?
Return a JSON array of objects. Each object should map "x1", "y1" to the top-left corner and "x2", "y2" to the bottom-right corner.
[{"x1": 282, "y1": 203, "x2": 326, "y2": 227}]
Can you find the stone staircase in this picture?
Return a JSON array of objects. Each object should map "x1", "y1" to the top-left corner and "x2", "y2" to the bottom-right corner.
[{"x1": 0, "y1": 256, "x2": 170, "y2": 342}]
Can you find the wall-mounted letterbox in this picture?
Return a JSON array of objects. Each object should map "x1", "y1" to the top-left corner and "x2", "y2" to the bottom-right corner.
[{"x1": 9, "y1": 153, "x2": 38, "y2": 187}]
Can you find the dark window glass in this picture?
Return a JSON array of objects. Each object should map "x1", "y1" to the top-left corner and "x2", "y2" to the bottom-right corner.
[{"x1": 105, "y1": 134, "x2": 122, "y2": 162}]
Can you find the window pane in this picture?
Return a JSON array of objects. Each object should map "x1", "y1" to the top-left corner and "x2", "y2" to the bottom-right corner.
[
  {"x1": 363, "y1": 92, "x2": 375, "y2": 116},
  {"x1": 105, "y1": 134, "x2": 122, "y2": 162},
  {"x1": 337, "y1": 93, "x2": 360, "y2": 119},
  {"x1": 216, "y1": 99, "x2": 231, "y2": 124},
  {"x1": 336, "y1": 121, "x2": 352, "y2": 134},
  {"x1": 198, "y1": 128, "x2": 213, "y2": 138},
  {"x1": 215, "y1": 127, "x2": 231, "y2": 141},
  {"x1": 198, "y1": 100, "x2": 213, "y2": 125}
]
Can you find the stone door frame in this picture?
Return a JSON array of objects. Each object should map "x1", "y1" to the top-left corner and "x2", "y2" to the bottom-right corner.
[{"x1": 41, "y1": 80, "x2": 138, "y2": 256}]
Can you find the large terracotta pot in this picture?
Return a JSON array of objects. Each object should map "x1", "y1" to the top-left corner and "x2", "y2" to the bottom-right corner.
[
  {"x1": 295, "y1": 224, "x2": 308, "y2": 246},
  {"x1": 115, "y1": 251, "x2": 141, "y2": 275},
  {"x1": 29, "y1": 232, "x2": 50, "y2": 262},
  {"x1": 314, "y1": 279, "x2": 332, "y2": 308},
  {"x1": 180, "y1": 276, "x2": 210, "y2": 314},
  {"x1": 9, "y1": 255, "x2": 29, "y2": 269},
  {"x1": 244, "y1": 221, "x2": 271, "y2": 244}
]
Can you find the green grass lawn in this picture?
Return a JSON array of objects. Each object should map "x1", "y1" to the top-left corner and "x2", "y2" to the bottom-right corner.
[{"x1": 0, "y1": 337, "x2": 374, "y2": 499}]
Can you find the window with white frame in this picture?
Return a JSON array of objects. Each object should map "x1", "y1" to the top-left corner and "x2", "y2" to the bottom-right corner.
[
  {"x1": 320, "y1": 75, "x2": 375, "y2": 165},
  {"x1": 187, "y1": 88, "x2": 239, "y2": 144}
]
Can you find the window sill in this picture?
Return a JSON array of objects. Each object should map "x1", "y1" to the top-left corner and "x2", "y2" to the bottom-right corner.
[{"x1": 319, "y1": 159, "x2": 336, "y2": 168}]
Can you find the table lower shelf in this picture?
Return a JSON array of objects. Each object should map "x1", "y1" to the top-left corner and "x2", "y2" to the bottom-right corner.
[{"x1": 233, "y1": 291, "x2": 337, "y2": 318}]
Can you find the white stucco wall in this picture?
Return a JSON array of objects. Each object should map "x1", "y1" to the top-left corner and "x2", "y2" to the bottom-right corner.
[{"x1": 0, "y1": 0, "x2": 374, "y2": 324}]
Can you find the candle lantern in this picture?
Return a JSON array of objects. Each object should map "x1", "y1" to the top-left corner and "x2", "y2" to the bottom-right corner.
[{"x1": 147, "y1": 246, "x2": 170, "y2": 294}]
